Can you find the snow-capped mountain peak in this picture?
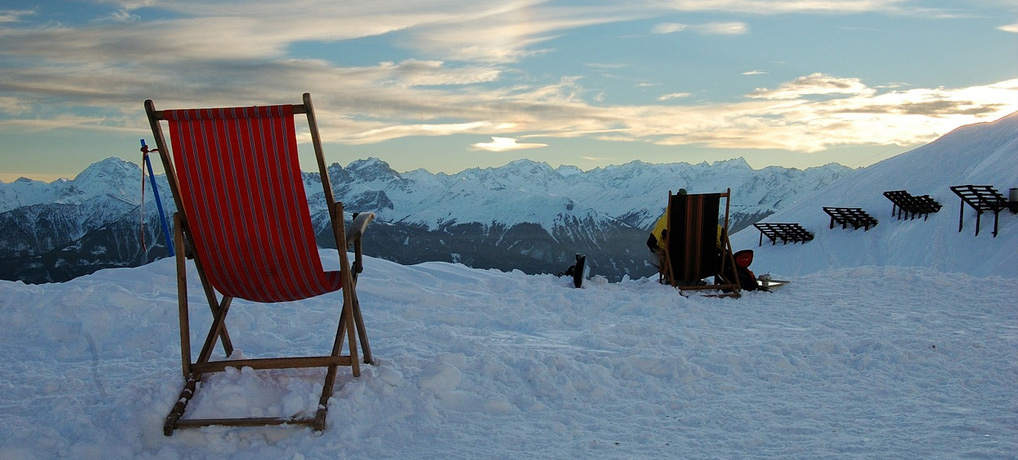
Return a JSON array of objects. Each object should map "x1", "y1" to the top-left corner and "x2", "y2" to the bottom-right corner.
[{"x1": 2, "y1": 153, "x2": 853, "y2": 283}]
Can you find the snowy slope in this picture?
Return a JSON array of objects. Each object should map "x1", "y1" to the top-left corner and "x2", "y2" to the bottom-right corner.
[
  {"x1": 0, "y1": 253, "x2": 1015, "y2": 459},
  {"x1": 732, "y1": 111, "x2": 1018, "y2": 278}
]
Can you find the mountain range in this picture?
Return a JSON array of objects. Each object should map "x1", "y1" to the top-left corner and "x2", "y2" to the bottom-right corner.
[{"x1": 1, "y1": 154, "x2": 853, "y2": 284}]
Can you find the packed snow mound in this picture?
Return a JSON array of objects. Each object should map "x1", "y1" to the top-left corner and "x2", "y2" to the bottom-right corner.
[
  {"x1": 732, "y1": 111, "x2": 1018, "y2": 278},
  {"x1": 0, "y1": 253, "x2": 1015, "y2": 458}
]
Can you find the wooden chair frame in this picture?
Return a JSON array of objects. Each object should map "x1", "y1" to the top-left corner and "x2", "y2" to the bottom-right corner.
[
  {"x1": 660, "y1": 188, "x2": 741, "y2": 298},
  {"x1": 145, "y1": 93, "x2": 372, "y2": 435}
]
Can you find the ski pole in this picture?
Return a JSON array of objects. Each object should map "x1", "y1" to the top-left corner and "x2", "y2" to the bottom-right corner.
[{"x1": 141, "y1": 139, "x2": 175, "y2": 256}]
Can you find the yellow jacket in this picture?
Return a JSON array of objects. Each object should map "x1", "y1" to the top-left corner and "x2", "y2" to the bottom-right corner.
[{"x1": 649, "y1": 212, "x2": 721, "y2": 251}]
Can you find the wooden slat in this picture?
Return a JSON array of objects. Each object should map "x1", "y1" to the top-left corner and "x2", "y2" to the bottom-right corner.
[
  {"x1": 174, "y1": 416, "x2": 317, "y2": 428},
  {"x1": 191, "y1": 355, "x2": 354, "y2": 373}
]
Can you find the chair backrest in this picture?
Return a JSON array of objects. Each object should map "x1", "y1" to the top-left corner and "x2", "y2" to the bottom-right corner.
[
  {"x1": 666, "y1": 192, "x2": 722, "y2": 282},
  {"x1": 161, "y1": 103, "x2": 341, "y2": 302}
]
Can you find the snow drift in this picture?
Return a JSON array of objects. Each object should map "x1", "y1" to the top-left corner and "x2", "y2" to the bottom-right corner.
[{"x1": 0, "y1": 255, "x2": 1015, "y2": 459}]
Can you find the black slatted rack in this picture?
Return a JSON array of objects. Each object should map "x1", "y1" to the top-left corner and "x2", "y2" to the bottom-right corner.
[
  {"x1": 753, "y1": 223, "x2": 815, "y2": 246},
  {"x1": 882, "y1": 190, "x2": 942, "y2": 221},
  {"x1": 949, "y1": 185, "x2": 1008, "y2": 237},
  {"x1": 823, "y1": 207, "x2": 878, "y2": 231}
]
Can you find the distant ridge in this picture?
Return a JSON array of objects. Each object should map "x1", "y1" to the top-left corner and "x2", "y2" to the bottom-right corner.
[{"x1": 1, "y1": 155, "x2": 850, "y2": 283}]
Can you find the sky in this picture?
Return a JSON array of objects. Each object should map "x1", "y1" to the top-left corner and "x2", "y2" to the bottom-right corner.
[{"x1": 0, "y1": 0, "x2": 1016, "y2": 183}]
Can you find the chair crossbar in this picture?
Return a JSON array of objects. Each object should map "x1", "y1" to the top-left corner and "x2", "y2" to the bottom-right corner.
[
  {"x1": 191, "y1": 355, "x2": 355, "y2": 374},
  {"x1": 174, "y1": 417, "x2": 317, "y2": 429},
  {"x1": 823, "y1": 207, "x2": 878, "y2": 231},
  {"x1": 753, "y1": 223, "x2": 814, "y2": 246},
  {"x1": 950, "y1": 185, "x2": 1008, "y2": 237}
]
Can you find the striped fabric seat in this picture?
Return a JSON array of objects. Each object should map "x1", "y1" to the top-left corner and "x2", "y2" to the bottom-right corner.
[
  {"x1": 165, "y1": 104, "x2": 341, "y2": 302},
  {"x1": 667, "y1": 193, "x2": 722, "y2": 282}
]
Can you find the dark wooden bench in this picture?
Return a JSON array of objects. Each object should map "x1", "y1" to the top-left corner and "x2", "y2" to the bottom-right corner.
[
  {"x1": 753, "y1": 223, "x2": 815, "y2": 246},
  {"x1": 949, "y1": 185, "x2": 1008, "y2": 237},
  {"x1": 883, "y1": 190, "x2": 942, "y2": 221},
  {"x1": 823, "y1": 207, "x2": 878, "y2": 231}
]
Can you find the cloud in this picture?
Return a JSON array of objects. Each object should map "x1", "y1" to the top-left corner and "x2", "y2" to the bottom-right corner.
[
  {"x1": 380, "y1": 60, "x2": 503, "y2": 87},
  {"x1": 652, "y1": 21, "x2": 748, "y2": 35},
  {"x1": 346, "y1": 121, "x2": 492, "y2": 144},
  {"x1": 389, "y1": 2, "x2": 648, "y2": 64},
  {"x1": 652, "y1": 23, "x2": 687, "y2": 34},
  {"x1": 747, "y1": 73, "x2": 875, "y2": 100},
  {"x1": 998, "y1": 23, "x2": 1018, "y2": 33},
  {"x1": 742, "y1": 70, "x2": 768, "y2": 76},
  {"x1": 0, "y1": 96, "x2": 29, "y2": 114},
  {"x1": 621, "y1": 78, "x2": 1018, "y2": 152},
  {"x1": 95, "y1": 0, "x2": 156, "y2": 9},
  {"x1": 658, "y1": 0, "x2": 907, "y2": 15},
  {"x1": 109, "y1": 9, "x2": 140, "y2": 23},
  {"x1": 658, "y1": 92, "x2": 691, "y2": 101},
  {"x1": 1, "y1": 0, "x2": 1015, "y2": 165},
  {"x1": 698, "y1": 22, "x2": 749, "y2": 34},
  {"x1": 472, "y1": 136, "x2": 548, "y2": 152},
  {"x1": 0, "y1": 9, "x2": 35, "y2": 24}
]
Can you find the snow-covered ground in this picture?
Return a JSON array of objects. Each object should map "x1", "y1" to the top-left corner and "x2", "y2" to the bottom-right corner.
[
  {"x1": 1, "y1": 253, "x2": 1016, "y2": 459},
  {"x1": 1, "y1": 113, "x2": 1015, "y2": 459}
]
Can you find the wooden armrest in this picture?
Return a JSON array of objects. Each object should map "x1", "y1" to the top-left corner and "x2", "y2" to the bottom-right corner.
[{"x1": 345, "y1": 212, "x2": 375, "y2": 246}]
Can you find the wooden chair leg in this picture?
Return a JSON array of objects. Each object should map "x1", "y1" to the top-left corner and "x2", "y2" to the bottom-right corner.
[
  {"x1": 174, "y1": 213, "x2": 191, "y2": 378},
  {"x1": 195, "y1": 297, "x2": 233, "y2": 366},
  {"x1": 192, "y1": 252, "x2": 235, "y2": 356},
  {"x1": 164, "y1": 373, "x2": 200, "y2": 436}
]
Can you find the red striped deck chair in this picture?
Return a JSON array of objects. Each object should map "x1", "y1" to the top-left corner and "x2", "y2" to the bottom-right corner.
[
  {"x1": 660, "y1": 189, "x2": 741, "y2": 297},
  {"x1": 145, "y1": 93, "x2": 373, "y2": 435}
]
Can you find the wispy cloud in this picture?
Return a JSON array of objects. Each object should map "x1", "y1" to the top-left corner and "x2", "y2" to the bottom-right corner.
[
  {"x1": 108, "y1": 9, "x2": 140, "y2": 23},
  {"x1": 652, "y1": 23, "x2": 687, "y2": 34},
  {"x1": 652, "y1": 21, "x2": 748, "y2": 35},
  {"x1": 657, "y1": 0, "x2": 908, "y2": 15},
  {"x1": 658, "y1": 92, "x2": 691, "y2": 101},
  {"x1": 472, "y1": 136, "x2": 548, "y2": 152},
  {"x1": 998, "y1": 23, "x2": 1018, "y2": 33},
  {"x1": 0, "y1": 9, "x2": 35, "y2": 24},
  {"x1": 619, "y1": 77, "x2": 1017, "y2": 152},
  {"x1": 748, "y1": 73, "x2": 875, "y2": 100}
]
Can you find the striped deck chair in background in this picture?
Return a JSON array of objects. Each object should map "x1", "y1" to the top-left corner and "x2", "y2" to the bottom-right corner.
[
  {"x1": 145, "y1": 93, "x2": 373, "y2": 435},
  {"x1": 660, "y1": 189, "x2": 741, "y2": 297}
]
